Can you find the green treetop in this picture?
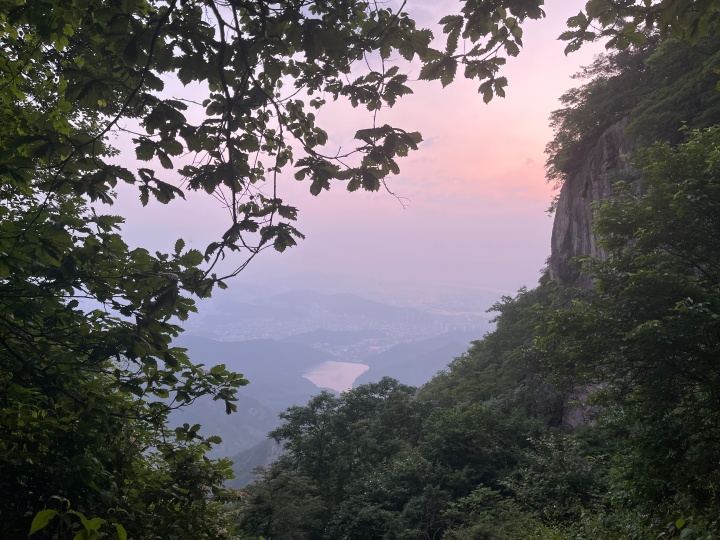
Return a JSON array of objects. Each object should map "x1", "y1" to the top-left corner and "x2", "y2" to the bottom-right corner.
[{"x1": 2, "y1": 0, "x2": 719, "y2": 538}]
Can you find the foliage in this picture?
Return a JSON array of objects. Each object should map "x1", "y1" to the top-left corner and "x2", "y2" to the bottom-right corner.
[
  {"x1": 546, "y1": 35, "x2": 720, "y2": 187},
  {"x1": 28, "y1": 499, "x2": 128, "y2": 540},
  {"x1": 237, "y1": 19, "x2": 720, "y2": 537},
  {"x1": 269, "y1": 378, "x2": 422, "y2": 504},
  {"x1": 420, "y1": 402, "x2": 544, "y2": 493},
  {"x1": 537, "y1": 126, "x2": 720, "y2": 527},
  {"x1": 0, "y1": 0, "x2": 556, "y2": 280},
  {"x1": 233, "y1": 466, "x2": 325, "y2": 540},
  {"x1": 419, "y1": 281, "x2": 568, "y2": 424},
  {"x1": 0, "y1": 0, "x2": 560, "y2": 535},
  {"x1": 236, "y1": 379, "x2": 439, "y2": 539},
  {"x1": 0, "y1": 183, "x2": 244, "y2": 537},
  {"x1": 237, "y1": 371, "x2": 554, "y2": 539},
  {"x1": 626, "y1": 37, "x2": 720, "y2": 144},
  {"x1": 502, "y1": 432, "x2": 607, "y2": 523},
  {"x1": 3, "y1": 0, "x2": 717, "y2": 271},
  {"x1": 4, "y1": 0, "x2": 720, "y2": 537},
  {"x1": 545, "y1": 39, "x2": 657, "y2": 186},
  {"x1": 442, "y1": 486, "x2": 544, "y2": 540},
  {"x1": 561, "y1": 0, "x2": 720, "y2": 53}
]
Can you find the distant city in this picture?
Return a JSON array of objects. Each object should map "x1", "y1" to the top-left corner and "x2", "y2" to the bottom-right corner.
[
  {"x1": 183, "y1": 285, "x2": 498, "y2": 359},
  {"x1": 171, "y1": 284, "x2": 501, "y2": 466}
]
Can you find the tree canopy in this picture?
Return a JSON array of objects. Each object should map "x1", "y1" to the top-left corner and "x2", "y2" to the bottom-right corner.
[
  {"x1": 233, "y1": 125, "x2": 720, "y2": 540},
  {"x1": 3, "y1": 0, "x2": 720, "y2": 538},
  {"x1": 233, "y1": 31, "x2": 720, "y2": 540},
  {"x1": 537, "y1": 126, "x2": 720, "y2": 514},
  {"x1": 3, "y1": 0, "x2": 716, "y2": 273}
]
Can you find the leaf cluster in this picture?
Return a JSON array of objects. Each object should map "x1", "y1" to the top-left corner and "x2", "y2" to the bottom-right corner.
[
  {"x1": 546, "y1": 35, "x2": 720, "y2": 189},
  {"x1": 536, "y1": 126, "x2": 720, "y2": 531},
  {"x1": 232, "y1": 286, "x2": 610, "y2": 539},
  {"x1": 4, "y1": 0, "x2": 720, "y2": 537},
  {"x1": 561, "y1": 0, "x2": 720, "y2": 54}
]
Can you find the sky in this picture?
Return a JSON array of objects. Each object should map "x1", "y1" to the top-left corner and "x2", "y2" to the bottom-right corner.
[{"x1": 115, "y1": 1, "x2": 605, "y2": 307}]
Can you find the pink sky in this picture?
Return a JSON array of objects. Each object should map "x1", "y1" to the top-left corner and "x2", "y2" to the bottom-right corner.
[{"x1": 116, "y1": 2, "x2": 605, "y2": 301}]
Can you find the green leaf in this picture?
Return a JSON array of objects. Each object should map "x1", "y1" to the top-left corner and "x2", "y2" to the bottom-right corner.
[
  {"x1": 113, "y1": 523, "x2": 128, "y2": 540},
  {"x1": 86, "y1": 517, "x2": 105, "y2": 531},
  {"x1": 180, "y1": 249, "x2": 203, "y2": 267},
  {"x1": 309, "y1": 179, "x2": 323, "y2": 196},
  {"x1": 157, "y1": 150, "x2": 173, "y2": 169},
  {"x1": 419, "y1": 56, "x2": 457, "y2": 88},
  {"x1": 0, "y1": 258, "x2": 10, "y2": 278},
  {"x1": 135, "y1": 140, "x2": 155, "y2": 161},
  {"x1": 440, "y1": 57, "x2": 458, "y2": 87},
  {"x1": 139, "y1": 185, "x2": 149, "y2": 206},
  {"x1": 361, "y1": 169, "x2": 380, "y2": 191},
  {"x1": 566, "y1": 12, "x2": 587, "y2": 28},
  {"x1": 162, "y1": 139, "x2": 184, "y2": 156},
  {"x1": 29, "y1": 510, "x2": 59, "y2": 535},
  {"x1": 418, "y1": 60, "x2": 443, "y2": 82}
]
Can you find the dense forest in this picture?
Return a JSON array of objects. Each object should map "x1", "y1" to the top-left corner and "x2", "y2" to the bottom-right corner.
[
  {"x1": 2, "y1": 0, "x2": 720, "y2": 539},
  {"x1": 231, "y1": 37, "x2": 720, "y2": 539}
]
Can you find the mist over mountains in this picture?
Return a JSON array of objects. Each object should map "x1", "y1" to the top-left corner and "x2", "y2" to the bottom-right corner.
[
  {"x1": 184, "y1": 285, "x2": 495, "y2": 340},
  {"x1": 171, "y1": 288, "x2": 493, "y2": 465}
]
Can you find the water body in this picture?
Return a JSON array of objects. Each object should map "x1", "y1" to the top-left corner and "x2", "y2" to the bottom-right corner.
[{"x1": 303, "y1": 361, "x2": 369, "y2": 393}]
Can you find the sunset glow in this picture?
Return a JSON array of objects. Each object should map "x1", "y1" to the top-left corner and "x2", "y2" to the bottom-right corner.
[{"x1": 115, "y1": 2, "x2": 605, "y2": 297}]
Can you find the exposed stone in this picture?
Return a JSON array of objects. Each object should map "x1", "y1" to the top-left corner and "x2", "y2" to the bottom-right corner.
[
  {"x1": 548, "y1": 120, "x2": 637, "y2": 428},
  {"x1": 561, "y1": 385, "x2": 603, "y2": 429},
  {"x1": 549, "y1": 118, "x2": 636, "y2": 288}
]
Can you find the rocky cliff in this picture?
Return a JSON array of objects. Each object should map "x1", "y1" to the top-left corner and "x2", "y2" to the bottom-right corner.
[
  {"x1": 548, "y1": 118, "x2": 636, "y2": 288},
  {"x1": 548, "y1": 119, "x2": 638, "y2": 427}
]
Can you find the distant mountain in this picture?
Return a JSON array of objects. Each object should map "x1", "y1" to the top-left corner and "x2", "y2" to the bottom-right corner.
[
  {"x1": 356, "y1": 330, "x2": 480, "y2": 387},
  {"x1": 282, "y1": 328, "x2": 386, "y2": 347},
  {"x1": 265, "y1": 290, "x2": 433, "y2": 322},
  {"x1": 172, "y1": 393, "x2": 277, "y2": 458},
  {"x1": 227, "y1": 439, "x2": 284, "y2": 489},
  {"x1": 185, "y1": 289, "x2": 489, "y2": 343},
  {"x1": 172, "y1": 336, "x2": 337, "y2": 455},
  {"x1": 175, "y1": 335, "x2": 331, "y2": 411},
  {"x1": 171, "y1": 320, "x2": 485, "y2": 462},
  {"x1": 200, "y1": 301, "x2": 306, "y2": 323}
]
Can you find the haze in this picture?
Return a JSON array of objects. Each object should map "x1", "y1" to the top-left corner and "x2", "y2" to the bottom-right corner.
[{"x1": 113, "y1": 2, "x2": 604, "y2": 307}]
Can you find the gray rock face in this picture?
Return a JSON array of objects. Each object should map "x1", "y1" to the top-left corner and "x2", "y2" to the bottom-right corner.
[
  {"x1": 549, "y1": 119, "x2": 635, "y2": 288},
  {"x1": 548, "y1": 120, "x2": 637, "y2": 427}
]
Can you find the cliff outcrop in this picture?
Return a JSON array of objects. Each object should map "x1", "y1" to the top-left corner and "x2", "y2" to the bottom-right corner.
[
  {"x1": 548, "y1": 119, "x2": 637, "y2": 427},
  {"x1": 548, "y1": 119, "x2": 635, "y2": 288}
]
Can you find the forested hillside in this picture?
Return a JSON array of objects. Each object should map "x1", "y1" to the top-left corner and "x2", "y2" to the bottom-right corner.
[
  {"x1": 3, "y1": 1, "x2": 720, "y2": 539},
  {"x1": 231, "y1": 37, "x2": 720, "y2": 539}
]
